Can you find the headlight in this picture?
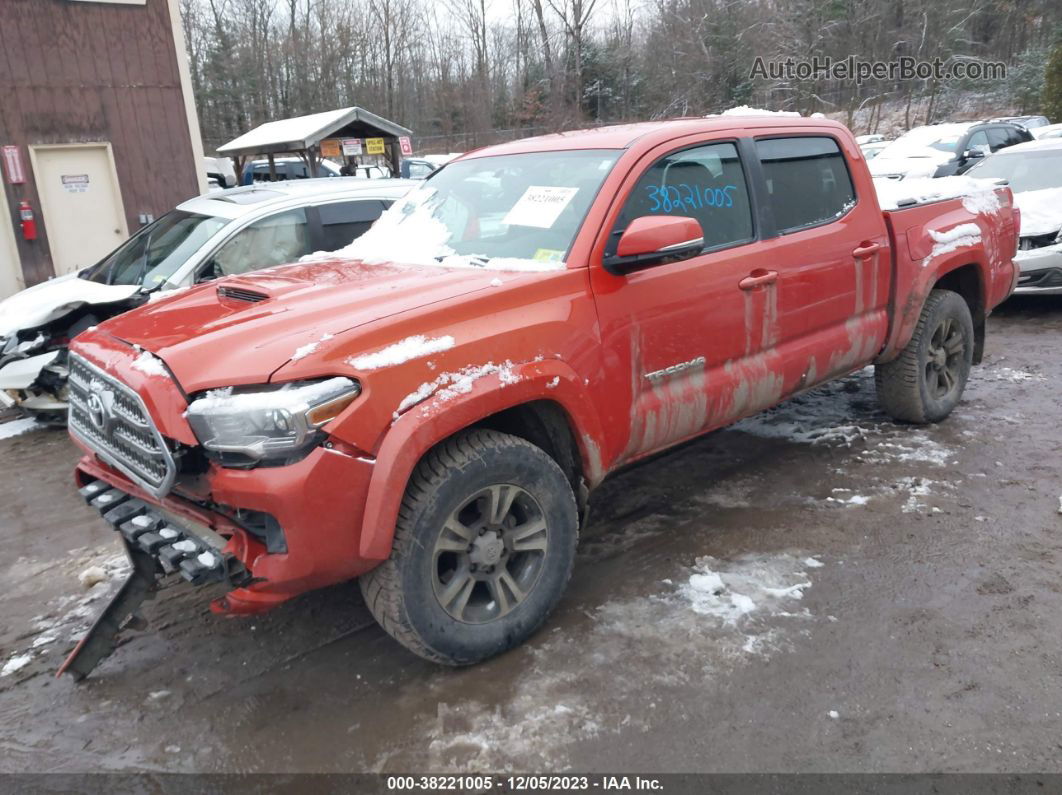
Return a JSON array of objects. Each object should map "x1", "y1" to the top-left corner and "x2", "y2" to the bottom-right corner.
[{"x1": 186, "y1": 377, "x2": 359, "y2": 464}]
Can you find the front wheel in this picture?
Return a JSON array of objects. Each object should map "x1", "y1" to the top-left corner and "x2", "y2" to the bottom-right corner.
[
  {"x1": 360, "y1": 429, "x2": 579, "y2": 665},
  {"x1": 875, "y1": 288, "x2": 974, "y2": 424}
]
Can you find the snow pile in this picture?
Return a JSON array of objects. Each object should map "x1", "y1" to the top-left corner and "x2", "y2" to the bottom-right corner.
[
  {"x1": 302, "y1": 189, "x2": 566, "y2": 272},
  {"x1": 395, "y1": 361, "x2": 520, "y2": 419},
  {"x1": 928, "y1": 223, "x2": 982, "y2": 259},
  {"x1": 291, "y1": 332, "x2": 334, "y2": 362},
  {"x1": 874, "y1": 176, "x2": 1001, "y2": 212},
  {"x1": 1014, "y1": 187, "x2": 1062, "y2": 236},
  {"x1": 130, "y1": 350, "x2": 168, "y2": 377},
  {"x1": 350, "y1": 334, "x2": 455, "y2": 371},
  {"x1": 1, "y1": 654, "x2": 32, "y2": 677},
  {"x1": 675, "y1": 554, "x2": 816, "y2": 625},
  {"x1": 714, "y1": 106, "x2": 801, "y2": 117},
  {"x1": 0, "y1": 417, "x2": 40, "y2": 441},
  {"x1": 78, "y1": 566, "x2": 108, "y2": 588}
]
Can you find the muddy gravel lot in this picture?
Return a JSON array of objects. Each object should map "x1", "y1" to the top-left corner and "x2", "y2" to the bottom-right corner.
[{"x1": 2, "y1": 296, "x2": 1062, "y2": 774}]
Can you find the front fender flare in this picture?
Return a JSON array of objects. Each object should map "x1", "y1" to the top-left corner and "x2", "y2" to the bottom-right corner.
[{"x1": 357, "y1": 361, "x2": 605, "y2": 562}]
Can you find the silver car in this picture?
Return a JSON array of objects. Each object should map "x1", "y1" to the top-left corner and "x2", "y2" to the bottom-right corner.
[
  {"x1": 966, "y1": 139, "x2": 1062, "y2": 294},
  {"x1": 0, "y1": 178, "x2": 414, "y2": 421}
]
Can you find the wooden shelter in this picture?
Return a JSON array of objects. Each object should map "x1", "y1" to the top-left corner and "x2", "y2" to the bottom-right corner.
[{"x1": 217, "y1": 107, "x2": 413, "y2": 181}]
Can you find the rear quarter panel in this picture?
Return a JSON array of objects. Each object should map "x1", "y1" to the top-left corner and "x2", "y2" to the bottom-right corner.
[{"x1": 877, "y1": 186, "x2": 1018, "y2": 362}]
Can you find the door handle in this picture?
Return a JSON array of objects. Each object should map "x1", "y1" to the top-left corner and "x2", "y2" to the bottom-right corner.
[
  {"x1": 852, "y1": 242, "x2": 881, "y2": 259},
  {"x1": 739, "y1": 269, "x2": 778, "y2": 290}
]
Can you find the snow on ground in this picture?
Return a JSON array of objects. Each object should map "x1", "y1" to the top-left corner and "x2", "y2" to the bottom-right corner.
[
  {"x1": 0, "y1": 417, "x2": 41, "y2": 441},
  {"x1": 2, "y1": 550, "x2": 130, "y2": 678},
  {"x1": 972, "y1": 366, "x2": 1044, "y2": 383},
  {"x1": 350, "y1": 334, "x2": 455, "y2": 371},
  {"x1": 423, "y1": 552, "x2": 824, "y2": 771},
  {"x1": 734, "y1": 368, "x2": 956, "y2": 511}
]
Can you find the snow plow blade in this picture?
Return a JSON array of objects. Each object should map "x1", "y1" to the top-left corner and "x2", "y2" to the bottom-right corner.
[{"x1": 57, "y1": 539, "x2": 157, "y2": 681}]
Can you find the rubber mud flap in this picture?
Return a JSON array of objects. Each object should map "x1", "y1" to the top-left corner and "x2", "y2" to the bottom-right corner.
[{"x1": 57, "y1": 538, "x2": 158, "y2": 681}]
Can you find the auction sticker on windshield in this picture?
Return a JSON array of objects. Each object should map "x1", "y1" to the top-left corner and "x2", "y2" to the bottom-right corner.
[{"x1": 503, "y1": 186, "x2": 579, "y2": 228}]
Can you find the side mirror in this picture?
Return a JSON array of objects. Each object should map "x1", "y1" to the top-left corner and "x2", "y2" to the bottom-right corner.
[
  {"x1": 962, "y1": 148, "x2": 985, "y2": 161},
  {"x1": 603, "y1": 216, "x2": 705, "y2": 276}
]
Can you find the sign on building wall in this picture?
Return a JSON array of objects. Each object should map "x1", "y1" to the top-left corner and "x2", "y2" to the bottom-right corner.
[
  {"x1": 2, "y1": 146, "x2": 26, "y2": 184},
  {"x1": 320, "y1": 139, "x2": 341, "y2": 158},
  {"x1": 61, "y1": 174, "x2": 90, "y2": 193},
  {"x1": 399, "y1": 136, "x2": 413, "y2": 155},
  {"x1": 365, "y1": 137, "x2": 385, "y2": 155},
  {"x1": 341, "y1": 138, "x2": 363, "y2": 157}
]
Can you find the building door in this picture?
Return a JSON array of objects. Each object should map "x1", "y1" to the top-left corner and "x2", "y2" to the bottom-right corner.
[
  {"x1": 30, "y1": 143, "x2": 128, "y2": 276},
  {"x1": 0, "y1": 188, "x2": 22, "y2": 299}
]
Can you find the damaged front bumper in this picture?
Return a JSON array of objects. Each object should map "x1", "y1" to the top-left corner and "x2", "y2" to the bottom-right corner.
[
  {"x1": 0, "y1": 348, "x2": 69, "y2": 417},
  {"x1": 58, "y1": 477, "x2": 249, "y2": 680}
]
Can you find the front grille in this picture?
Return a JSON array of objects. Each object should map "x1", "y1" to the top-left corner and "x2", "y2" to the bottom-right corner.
[
  {"x1": 1019, "y1": 232, "x2": 1059, "y2": 251},
  {"x1": 68, "y1": 352, "x2": 177, "y2": 498}
]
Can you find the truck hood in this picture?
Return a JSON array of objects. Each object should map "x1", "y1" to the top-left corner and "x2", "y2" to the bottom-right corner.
[
  {"x1": 1014, "y1": 187, "x2": 1062, "y2": 237},
  {"x1": 98, "y1": 258, "x2": 501, "y2": 392},
  {"x1": 0, "y1": 271, "x2": 140, "y2": 339}
]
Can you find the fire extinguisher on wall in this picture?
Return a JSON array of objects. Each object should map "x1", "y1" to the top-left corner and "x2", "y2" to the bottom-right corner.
[{"x1": 19, "y1": 200, "x2": 37, "y2": 241}]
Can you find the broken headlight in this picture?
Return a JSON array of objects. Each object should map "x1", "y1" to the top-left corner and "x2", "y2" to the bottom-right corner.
[{"x1": 185, "y1": 377, "x2": 359, "y2": 465}]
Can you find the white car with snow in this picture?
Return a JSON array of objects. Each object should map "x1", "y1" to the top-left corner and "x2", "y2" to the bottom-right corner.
[
  {"x1": 0, "y1": 178, "x2": 413, "y2": 422},
  {"x1": 869, "y1": 121, "x2": 1033, "y2": 181},
  {"x1": 966, "y1": 138, "x2": 1062, "y2": 294}
]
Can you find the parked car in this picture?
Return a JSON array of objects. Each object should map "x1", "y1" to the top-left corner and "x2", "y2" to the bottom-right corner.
[
  {"x1": 860, "y1": 141, "x2": 889, "y2": 160},
  {"x1": 203, "y1": 156, "x2": 237, "y2": 189},
  {"x1": 0, "y1": 178, "x2": 414, "y2": 422},
  {"x1": 870, "y1": 121, "x2": 1033, "y2": 180},
  {"x1": 400, "y1": 158, "x2": 440, "y2": 179},
  {"x1": 855, "y1": 134, "x2": 886, "y2": 144},
  {"x1": 966, "y1": 138, "x2": 1062, "y2": 293},
  {"x1": 59, "y1": 117, "x2": 1018, "y2": 679},
  {"x1": 990, "y1": 115, "x2": 1051, "y2": 132},
  {"x1": 1033, "y1": 123, "x2": 1062, "y2": 139}
]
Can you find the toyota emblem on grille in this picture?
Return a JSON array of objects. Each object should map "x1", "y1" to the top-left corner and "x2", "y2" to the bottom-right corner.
[{"x1": 86, "y1": 387, "x2": 113, "y2": 433}]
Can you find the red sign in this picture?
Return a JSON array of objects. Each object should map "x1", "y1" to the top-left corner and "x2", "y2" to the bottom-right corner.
[
  {"x1": 398, "y1": 136, "x2": 413, "y2": 156},
  {"x1": 2, "y1": 145, "x2": 25, "y2": 184}
]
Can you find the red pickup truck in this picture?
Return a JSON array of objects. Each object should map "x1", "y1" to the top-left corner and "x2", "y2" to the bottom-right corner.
[{"x1": 61, "y1": 117, "x2": 1019, "y2": 677}]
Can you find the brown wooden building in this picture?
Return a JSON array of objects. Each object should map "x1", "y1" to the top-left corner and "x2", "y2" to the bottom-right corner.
[{"x1": 0, "y1": 0, "x2": 206, "y2": 297}]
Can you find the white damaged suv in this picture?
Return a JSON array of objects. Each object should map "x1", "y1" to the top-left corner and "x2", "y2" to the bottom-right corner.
[
  {"x1": 0, "y1": 178, "x2": 412, "y2": 422},
  {"x1": 966, "y1": 138, "x2": 1062, "y2": 294}
]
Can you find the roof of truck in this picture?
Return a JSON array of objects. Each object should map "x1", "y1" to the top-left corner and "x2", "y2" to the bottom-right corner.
[{"x1": 462, "y1": 115, "x2": 848, "y2": 158}]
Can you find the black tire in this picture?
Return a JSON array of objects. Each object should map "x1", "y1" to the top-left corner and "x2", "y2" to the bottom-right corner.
[
  {"x1": 360, "y1": 428, "x2": 579, "y2": 665},
  {"x1": 875, "y1": 288, "x2": 974, "y2": 424}
]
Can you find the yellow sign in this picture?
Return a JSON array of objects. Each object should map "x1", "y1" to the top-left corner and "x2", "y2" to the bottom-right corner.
[
  {"x1": 365, "y1": 137, "x2": 386, "y2": 155},
  {"x1": 320, "y1": 138, "x2": 341, "y2": 157}
]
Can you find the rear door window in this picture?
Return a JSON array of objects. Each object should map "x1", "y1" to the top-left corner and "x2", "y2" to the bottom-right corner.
[
  {"x1": 610, "y1": 141, "x2": 754, "y2": 252},
  {"x1": 755, "y1": 136, "x2": 855, "y2": 233},
  {"x1": 316, "y1": 200, "x2": 387, "y2": 250}
]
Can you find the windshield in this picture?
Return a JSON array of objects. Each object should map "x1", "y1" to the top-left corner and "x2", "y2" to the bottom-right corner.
[
  {"x1": 966, "y1": 150, "x2": 1062, "y2": 192},
  {"x1": 80, "y1": 210, "x2": 228, "y2": 288},
  {"x1": 325, "y1": 150, "x2": 620, "y2": 270}
]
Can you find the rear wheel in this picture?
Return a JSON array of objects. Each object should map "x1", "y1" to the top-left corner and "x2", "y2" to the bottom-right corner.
[
  {"x1": 360, "y1": 429, "x2": 578, "y2": 665},
  {"x1": 875, "y1": 288, "x2": 974, "y2": 423}
]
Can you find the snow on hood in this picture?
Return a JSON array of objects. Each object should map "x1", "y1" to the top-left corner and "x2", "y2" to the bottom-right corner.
[
  {"x1": 868, "y1": 149, "x2": 951, "y2": 179},
  {"x1": 0, "y1": 272, "x2": 140, "y2": 339},
  {"x1": 1013, "y1": 187, "x2": 1062, "y2": 237}
]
